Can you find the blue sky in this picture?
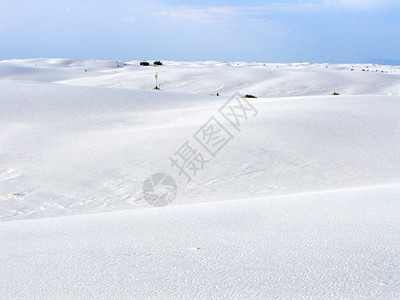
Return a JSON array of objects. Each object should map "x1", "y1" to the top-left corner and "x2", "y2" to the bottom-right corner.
[{"x1": 0, "y1": 0, "x2": 399, "y2": 63}]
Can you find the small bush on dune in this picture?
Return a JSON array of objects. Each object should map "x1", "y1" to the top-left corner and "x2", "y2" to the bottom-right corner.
[
  {"x1": 332, "y1": 92, "x2": 340, "y2": 96},
  {"x1": 153, "y1": 61, "x2": 163, "y2": 66},
  {"x1": 140, "y1": 61, "x2": 150, "y2": 66},
  {"x1": 243, "y1": 94, "x2": 257, "y2": 99}
]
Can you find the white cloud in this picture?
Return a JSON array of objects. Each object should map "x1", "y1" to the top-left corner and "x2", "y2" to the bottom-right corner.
[
  {"x1": 152, "y1": 6, "x2": 247, "y2": 24},
  {"x1": 321, "y1": 0, "x2": 399, "y2": 9},
  {"x1": 149, "y1": 0, "x2": 397, "y2": 27},
  {"x1": 151, "y1": 2, "x2": 321, "y2": 25}
]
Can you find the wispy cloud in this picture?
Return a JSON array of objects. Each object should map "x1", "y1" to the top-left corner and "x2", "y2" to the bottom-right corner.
[
  {"x1": 321, "y1": 0, "x2": 399, "y2": 10},
  {"x1": 152, "y1": 6, "x2": 248, "y2": 24},
  {"x1": 151, "y1": 2, "x2": 322, "y2": 25}
]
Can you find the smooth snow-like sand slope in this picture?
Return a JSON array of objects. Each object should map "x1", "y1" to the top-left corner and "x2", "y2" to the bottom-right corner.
[
  {"x1": 1, "y1": 78, "x2": 399, "y2": 221},
  {"x1": 1, "y1": 185, "x2": 399, "y2": 299},
  {"x1": 1, "y1": 59, "x2": 400, "y2": 298}
]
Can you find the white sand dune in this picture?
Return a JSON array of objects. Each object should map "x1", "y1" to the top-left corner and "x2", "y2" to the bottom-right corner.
[
  {"x1": 1, "y1": 184, "x2": 399, "y2": 299},
  {"x1": 2, "y1": 58, "x2": 400, "y2": 96},
  {"x1": 1, "y1": 59, "x2": 399, "y2": 298}
]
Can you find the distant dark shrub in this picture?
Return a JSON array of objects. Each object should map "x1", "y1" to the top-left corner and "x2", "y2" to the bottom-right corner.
[
  {"x1": 332, "y1": 92, "x2": 340, "y2": 95},
  {"x1": 140, "y1": 61, "x2": 150, "y2": 66},
  {"x1": 243, "y1": 94, "x2": 257, "y2": 98},
  {"x1": 153, "y1": 61, "x2": 163, "y2": 66}
]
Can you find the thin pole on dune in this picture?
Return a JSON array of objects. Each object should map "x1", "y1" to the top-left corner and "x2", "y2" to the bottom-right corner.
[{"x1": 154, "y1": 72, "x2": 160, "y2": 90}]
